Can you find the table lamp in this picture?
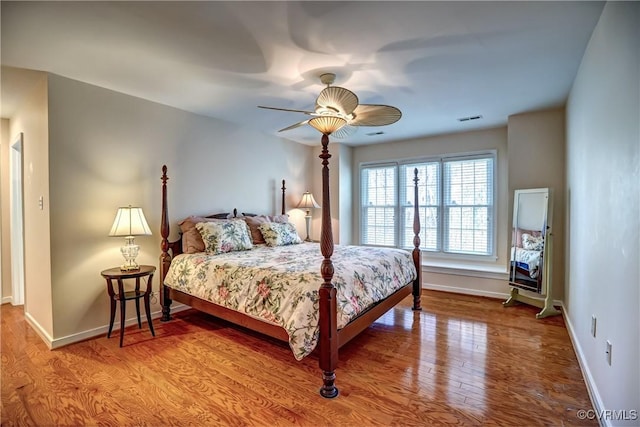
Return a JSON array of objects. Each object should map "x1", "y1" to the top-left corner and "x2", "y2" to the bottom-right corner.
[
  {"x1": 296, "y1": 192, "x2": 320, "y2": 242},
  {"x1": 109, "y1": 205, "x2": 152, "y2": 271}
]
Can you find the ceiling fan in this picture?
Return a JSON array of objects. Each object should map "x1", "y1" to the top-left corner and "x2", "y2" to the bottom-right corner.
[{"x1": 258, "y1": 73, "x2": 402, "y2": 138}]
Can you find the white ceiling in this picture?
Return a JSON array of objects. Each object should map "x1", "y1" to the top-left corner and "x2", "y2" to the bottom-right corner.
[{"x1": 1, "y1": 1, "x2": 604, "y2": 146}]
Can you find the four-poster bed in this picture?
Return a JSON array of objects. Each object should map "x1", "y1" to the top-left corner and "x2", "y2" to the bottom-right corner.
[{"x1": 159, "y1": 136, "x2": 423, "y2": 398}]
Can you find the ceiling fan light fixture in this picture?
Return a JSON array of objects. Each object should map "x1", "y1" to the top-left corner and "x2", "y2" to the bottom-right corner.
[
  {"x1": 308, "y1": 116, "x2": 347, "y2": 135},
  {"x1": 259, "y1": 72, "x2": 402, "y2": 139}
]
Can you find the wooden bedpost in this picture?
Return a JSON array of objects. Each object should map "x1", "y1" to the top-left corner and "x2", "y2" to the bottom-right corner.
[
  {"x1": 160, "y1": 165, "x2": 173, "y2": 321},
  {"x1": 412, "y1": 168, "x2": 422, "y2": 311},
  {"x1": 318, "y1": 134, "x2": 338, "y2": 399},
  {"x1": 281, "y1": 179, "x2": 286, "y2": 215}
]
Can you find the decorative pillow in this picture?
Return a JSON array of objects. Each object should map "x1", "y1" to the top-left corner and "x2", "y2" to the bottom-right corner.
[
  {"x1": 514, "y1": 228, "x2": 542, "y2": 248},
  {"x1": 243, "y1": 214, "x2": 289, "y2": 244},
  {"x1": 521, "y1": 233, "x2": 544, "y2": 251},
  {"x1": 196, "y1": 220, "x2": 253, "y2": 254},
  {"x1": 258, "y1": 222, "x2": 302, "y2": 247},
  {"x1": 179, "y1": 216, "x2": 227, "y2": 254}
]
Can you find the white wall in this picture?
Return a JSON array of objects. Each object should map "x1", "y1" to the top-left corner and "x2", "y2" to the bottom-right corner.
[
  {"x1": 8, "y1": 73, "x2": 54, "y2": 342},
  {"x1": 338, "y1": 144, "x2": 353, "y2": 245},
  {"x1": 308, "y1": 142, "x2": 352, "y2": 245},
  {"x1": 565, "y1": 2, "x2": 639, "y2": 425},
  {"x1": 42, "y1": 74, "x2": 313, "y2": 343},
  {"x1": 0, "y1": 118, "x2": 11, "y2": 302}
]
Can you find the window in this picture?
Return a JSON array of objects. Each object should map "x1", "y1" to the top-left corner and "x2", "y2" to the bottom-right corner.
[{"x1": 360, "y1": 153, "x2": 495, "y2": 257}]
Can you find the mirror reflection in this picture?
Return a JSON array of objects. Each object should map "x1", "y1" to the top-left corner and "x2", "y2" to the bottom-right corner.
[{"x1": 509, "y1": 188, "x2": 550, "y2": 294}]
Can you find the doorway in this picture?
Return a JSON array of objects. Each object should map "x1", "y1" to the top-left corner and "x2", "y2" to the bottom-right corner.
[{"x1": 10, "y1": 133, "x2": 24, "y2": 306}]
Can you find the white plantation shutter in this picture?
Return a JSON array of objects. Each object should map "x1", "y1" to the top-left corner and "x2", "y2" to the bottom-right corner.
[
  {"x1": 360, "y1": 152, "x2": 495, "y2": 257},
  {"x1": 442, "y1": 156, "x2": 494, "y2": 255},
  {"x1": 361, "y1": 165, "x2": 397, "y2": 246},
  {"x1": 399, "y1": 162, "x2": 439, "y2": 250}
]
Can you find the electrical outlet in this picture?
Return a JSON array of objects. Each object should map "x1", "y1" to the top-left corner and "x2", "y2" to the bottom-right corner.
[
  {"x1": 591, "y1": 315, "x2": 597, "y2": 337},
  {"x1": 605, "y1": 340, "x2": 612, "y2": 365},
  {"x1": 38, "y1": 196, "x2": 44, "y2": 210}
]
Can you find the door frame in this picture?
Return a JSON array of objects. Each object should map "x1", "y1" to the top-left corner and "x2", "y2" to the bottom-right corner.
[{"x1": 10, "y1": 133, "x2": 25, "y2": 306}]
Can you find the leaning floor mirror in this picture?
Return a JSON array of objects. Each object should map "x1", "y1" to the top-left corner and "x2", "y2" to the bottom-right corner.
[{"x1": 503, "y1": 187, "x2": 560, "y2": 318}]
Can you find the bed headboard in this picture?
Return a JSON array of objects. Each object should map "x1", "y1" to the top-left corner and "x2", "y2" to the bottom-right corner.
[
  {"x1": 206, "y1": 209, "x2": 257, "y2": 219},
  {"x1": 159, "y1": 166, "x2": 287, "y2": 289},
  {"x1": 204, "y1": 180, "x2": 286, "y2": 220}
]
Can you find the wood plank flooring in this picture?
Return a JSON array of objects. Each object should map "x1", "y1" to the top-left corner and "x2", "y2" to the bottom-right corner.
[{"x1": 1, "y1": 291, "x2": 595, "y2": 426}]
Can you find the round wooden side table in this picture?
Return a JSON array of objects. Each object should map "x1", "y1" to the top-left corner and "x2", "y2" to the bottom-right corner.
[{"x1": 100, "y1": 265, "x2": 156, "y2": 347}]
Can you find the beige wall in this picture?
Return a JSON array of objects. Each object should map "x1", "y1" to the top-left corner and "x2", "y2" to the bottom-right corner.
[
  {"x1": 0, "y1": 119, "x2": 11, "y2": 302},
  {"x1": 352, "y1": 127, "x2": 511, "y2": 298},
  {"x1": 566, "y1": 1, "x2": 639, "y2": 419},
  {"x1": 46, "y1": 74, "x2": 314, "y2": 342},
  {"x1": 507, "y1": 108, "x2": 566, "y2": 301},
  {"x1": 308, "y1": 142, "x2": 352, "y2": 245},
  {"x1": 8, "y1": 74, "x2": 54, "y2": 341},
  {"x1": 338, "y1": 144, "x2": 353, "y2": 245}
]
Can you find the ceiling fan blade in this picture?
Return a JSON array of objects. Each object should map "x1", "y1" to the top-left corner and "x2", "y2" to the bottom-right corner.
[
  {"x1": 258, "y1": 105, "x2": 316, "y2": 115},
  {"x1": 348, "y1": 104, "x2": 402, "y2": 126},
  {"x1": 316, "y1": 86, "x2": 359, "y2": 116},
  {"x1": 331, "y1": 124, "x2": 357, "y2": 139},
  {"x1": 278, "y1": 120, "x2": 309, "y2": 132}
]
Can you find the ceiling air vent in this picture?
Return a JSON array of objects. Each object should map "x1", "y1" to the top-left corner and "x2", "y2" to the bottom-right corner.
[
  {"x1": 457, "y1": 115, "x2": 483, "y2": 122},
  {"x1": 366, "y1": 131, "x2": 385, "y2": 136}
]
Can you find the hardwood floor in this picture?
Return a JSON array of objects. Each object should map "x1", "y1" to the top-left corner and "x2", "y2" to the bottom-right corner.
[{"x1": 1, "y1": 291, "x2": 595, "y2": 426}]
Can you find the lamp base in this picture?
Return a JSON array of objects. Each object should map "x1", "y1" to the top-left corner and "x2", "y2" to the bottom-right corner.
[
  {"x1": 120, "y1": 238, "x2": 140, "y2": 271},
  {"x1": 305, "y1": 213, "x2": 312, "y2": 242},
  {"x1": 120, "y1": 263, "x2": 140, "y2": 272}
]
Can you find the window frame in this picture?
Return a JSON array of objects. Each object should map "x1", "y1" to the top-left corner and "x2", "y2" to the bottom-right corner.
[{"x1": 359, "y1": 150, "x2": 497, "y2": 260}]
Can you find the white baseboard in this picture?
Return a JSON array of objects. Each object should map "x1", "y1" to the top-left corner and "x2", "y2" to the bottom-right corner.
[
  {"x1": 21, "y1": 304, "x2": 191, "y2": 350},
  {"x1": 561, "y1": 302, "x2": 606, "y2": 427},
  {"x1": 423, "y1": 282, "x2": 510, "y2": 300},
  {"x1": 24, "y1": 312, "x2": 54, "y2": 350},
  {"x1": 423, "y1": 283, "x2": 564, "y2": 308},
  {"x1": 50, "y1": 303, "x2": 191, "y2": 349},
  {"x1": 424, "y1": 264, "x2": 509, "y2": 281},
  {"x1": 1, "y1": 296, "x2": 13, "y2": 305}
]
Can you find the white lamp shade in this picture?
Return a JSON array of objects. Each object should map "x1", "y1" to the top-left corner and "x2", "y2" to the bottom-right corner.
[
  {"x1": 109, "y1": 206, "x2": 152, "y2": 237},
  {"x1": 297, "y1": 192, "x2": 320, "y2": 209}
]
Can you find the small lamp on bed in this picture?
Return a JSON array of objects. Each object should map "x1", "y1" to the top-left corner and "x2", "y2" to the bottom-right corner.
[
  {"x1": 109, "y1": 205, "x2": 152, "y2": 271},
  {"x1": 297, "y1": 192, "x2": 321, "y2": 242}
]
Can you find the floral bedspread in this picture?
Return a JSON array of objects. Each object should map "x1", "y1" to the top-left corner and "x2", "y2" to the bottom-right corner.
[
  {"x1": 511, "y1": 247, "x2": 541, "y2": 278},
  {"x1": 164, "y1": 243, "x2": 417, "y2": 360}
]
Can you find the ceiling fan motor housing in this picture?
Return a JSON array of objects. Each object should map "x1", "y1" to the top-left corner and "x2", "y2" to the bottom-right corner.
[{"x1": 320, "y1": 73, "x2": 336, "y2": 86}]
